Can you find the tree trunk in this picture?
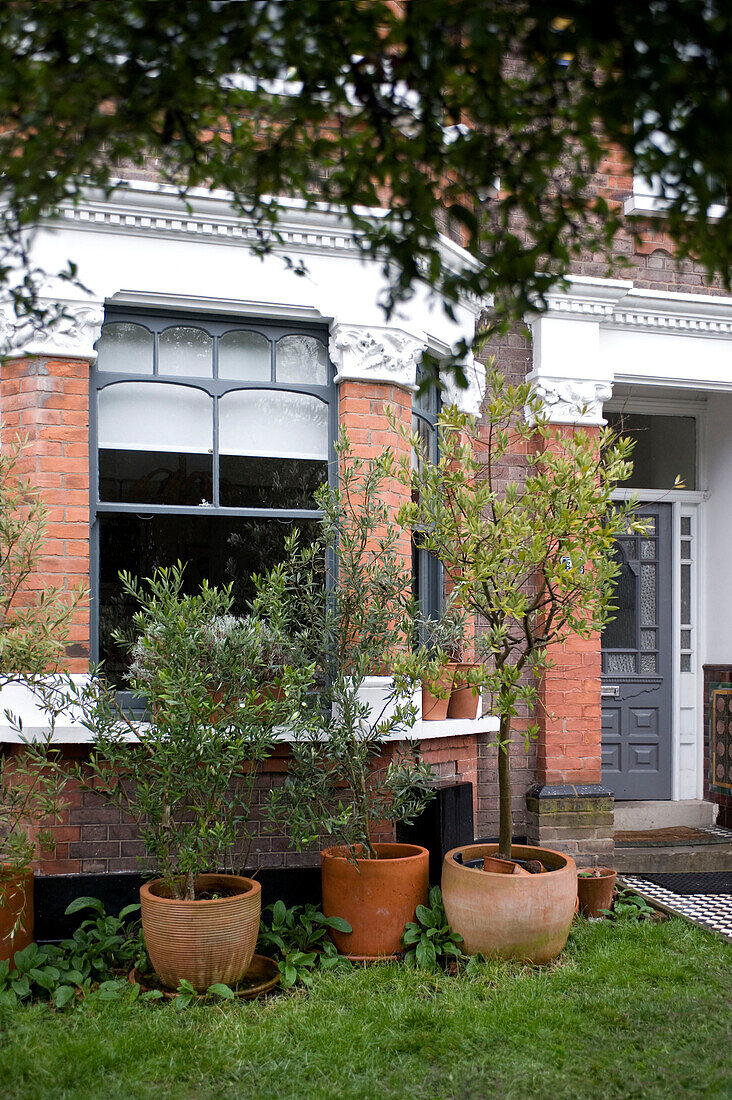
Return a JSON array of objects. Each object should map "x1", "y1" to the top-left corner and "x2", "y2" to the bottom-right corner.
[
  {"x1": 185, "y1": 869, "x2": 196, "y2": 902},
  {"x1": 497, "y1": 713, "x2": 512, "y2": 861}
]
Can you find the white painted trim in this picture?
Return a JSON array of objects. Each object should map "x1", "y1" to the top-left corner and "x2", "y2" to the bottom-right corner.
[
  {"x1": 623, "y1": 194, "x2": 726, "y2": 223},
  {"x1": 0, "y1": 677, "x2": 499, "y2": 745},
  {"x1": 611, "y1": 489, "x2": 708, "y2": 504}
]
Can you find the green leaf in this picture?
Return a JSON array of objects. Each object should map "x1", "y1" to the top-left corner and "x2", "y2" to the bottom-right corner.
[
  {"x1": 140, "y1": 989, "x2": 164, "y2": 1001},
  {"x1": 118, "y1": 904, "x2": 141, "y2": 921},
  {"x1": 10, "y1": 976, "x2": 30, "y2": 998},
  {"x1": 322, "y1": 915, "x2": 352, "y2": 933},
  {"x1": 65, "y1": 896, "x2": 105, "y2": 917},
  {"x1": 415, "y1": 939, "x2": 437, "y2": 970},
  {"x1": 271, "y1": 900, "x2": 287, "y2": 926},
  {"x1": 207, "y1": 983, "x2": 235, "y2": 1000},
  {"x1": 415, "y1": 905, "x2": 436, "y2": 928},
  {"x1": 53, "y1": 984, "x2": 76, "y2": 1009}
]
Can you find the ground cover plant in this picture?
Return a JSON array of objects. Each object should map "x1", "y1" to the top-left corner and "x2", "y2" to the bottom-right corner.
[{"x1": 0, "y1": 917, "x2": 729, "y2": 1100}]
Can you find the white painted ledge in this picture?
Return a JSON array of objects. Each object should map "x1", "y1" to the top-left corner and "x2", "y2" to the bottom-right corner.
[{"x1": 0, "y1": 679, "x2": 498, "y2": 745}]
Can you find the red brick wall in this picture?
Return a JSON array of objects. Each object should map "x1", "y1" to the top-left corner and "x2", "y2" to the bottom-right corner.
[{"x1": 0, "y1": 355, "x2": 90, "y2": 669}]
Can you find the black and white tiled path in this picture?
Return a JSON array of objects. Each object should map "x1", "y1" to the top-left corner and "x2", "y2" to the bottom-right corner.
[{"x1": 622, "y1": 875, "x2": 732, "y2": 943}]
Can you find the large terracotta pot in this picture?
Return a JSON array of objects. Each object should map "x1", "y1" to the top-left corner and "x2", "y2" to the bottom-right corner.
[
  {"x1": 577, "y1": 868, "x2": 617, "y2": 918},
  {"x1": 442, "y1": 843, "x2": 577, "y2": 964},
  {"x1": 321, "y1": 842, "x2": 429, "y2": 959},
  {"x1": 140, "y1": 873, "x2": 261, "y2": 992},
  {"x1": 0, "y1": 867, "x2": 34, "y2": 963}
]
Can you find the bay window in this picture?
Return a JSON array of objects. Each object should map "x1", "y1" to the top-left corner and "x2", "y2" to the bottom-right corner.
[{"x1": 92, "y1": 310, "x2": 334, "y2": 682}]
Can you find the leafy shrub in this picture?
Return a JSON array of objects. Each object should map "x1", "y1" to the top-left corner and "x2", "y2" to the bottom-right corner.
[
  {"x1": 401, "y1": 886, "x2": 464, "y2": 970},
  {"x1": 0, "y1": 895, "x2": 145, "y2": 1009},
  {"x1": 600, "y1": 887, "x2": 656, "y2": 922},
  {"x1": 257, "y1": 900, "x2": 352, "y2": 987}
]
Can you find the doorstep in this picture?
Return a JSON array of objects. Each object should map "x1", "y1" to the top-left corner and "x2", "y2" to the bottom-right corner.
[{"x1": 614, "y1": 825, "x2": 732, "y2": 874}]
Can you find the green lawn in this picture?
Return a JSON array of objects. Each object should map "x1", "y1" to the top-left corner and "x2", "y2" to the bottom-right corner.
[{"x1": 1, "y1": 917, "x2": 730, "y2": 1100}]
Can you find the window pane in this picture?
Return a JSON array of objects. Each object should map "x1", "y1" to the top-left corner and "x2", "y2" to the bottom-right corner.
[
  {"x1": 220, "y1": 456, "x2": 326, "y2": 508},
  {"x1": 219, "y1": 330, "x2": 271, "y2": 380},
  {"x1": 606, "y1": 413, "x2": 696, "y2": 490},
  {"x1": 219, "y1": 390, "x2": 328, "y2": 459},
  {"x1": 607, "y1": 653, "x2": 635, "y2": 674},
  {"x1": 98, "y1": 513, "x2": 320, "y2": 685},
  {"x1": 602, "y1": 551, "x2": 636, "y2": 650},
  {"x1": 681, "y1": 563, "x2": 691, "y2": 622},
  {"x1": 96, "y1": 323, "x2": 153, "y2": 374},
  {"x1": 98, "y1": 382, "x2": 212, "y2": 453},
  {"x1": 159, "y1": 326, "x2": 213, "y2": 377},
  {"x1": 276, "y1": 335, "x2": 328, "y2": 384},
  {"x1": 681, "y1": 516, "x2": 691, "y2": 537},
  {"x1": 99, "y1": 450, "x2": 212, "y2": 506}
]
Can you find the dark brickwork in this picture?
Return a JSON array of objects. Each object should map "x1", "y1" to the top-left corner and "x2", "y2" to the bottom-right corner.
[{"x1": 526, "y1": 784, "x2": 615, "y2": 869}]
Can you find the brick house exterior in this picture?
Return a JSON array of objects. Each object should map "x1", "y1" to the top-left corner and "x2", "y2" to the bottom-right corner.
[{"x1": 2, "y1": 135, "x2": 731, "y2": 883}]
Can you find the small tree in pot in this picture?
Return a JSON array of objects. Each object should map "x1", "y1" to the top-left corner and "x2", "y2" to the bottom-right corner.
[
  {"x1": 263, "y1": 432, "x2": 446, "y2": 957},
  {"x1": 397, "y1": 369, "x2": 639, "y2": 962},
  {"x1": 0, "y1": 437, "x2": 84, "y2": 958},
  {"x1": 45, "y1": 564, "x2": 312, "y2": 990}
]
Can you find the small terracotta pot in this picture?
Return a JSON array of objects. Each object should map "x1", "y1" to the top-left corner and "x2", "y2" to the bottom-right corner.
[
  {"x1": 422, "y1": 664, "x2": 455, "y2": 721},
  {"x1": 321, "y1": 843, "x2": 429, "y2": 959},
  {"x1": 442, "y1": 843, "x2": 577, "y2": 964},
  {"x1": 446, "y1": 663, "x2": 480, "y2": 719},
  {"x1": 0, "y1": 867, "x2": 34, "y2": 963},
  {"x1": 577, "y1": 868, "x2": 617, "y2": 918},
  {"x1": 140, "y1": 873, "x2": 261, "y2": 992},
  {"x1": 483, "y1": 856, "x2": 530, "y2": 876}
]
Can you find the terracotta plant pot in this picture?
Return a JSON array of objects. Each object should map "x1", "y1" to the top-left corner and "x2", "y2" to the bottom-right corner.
[
  {"x1": 577, "y1": 867, "x2": 617, "y2": 918},
  {"x1": 0, "y1": 867, "x2": 34, "y2": 963},
  {"x1": 321, "y1": 842, "x2": 429, "y2": 959},
  {"x1": 442, "y1": 843, "x2": 577, "y2": 964},
  {"x1": 446, "y1": 663, "x2": 480, "y2": 719},
  {"x1": 422, "y1": 664, "x2": 455, "y2": 721},
  {"x1": 140, "y1": 873, "x2": 261, "y2": 992},
  {"x1": 483, "y1": 855, "x2": 530, "y2": 876}
]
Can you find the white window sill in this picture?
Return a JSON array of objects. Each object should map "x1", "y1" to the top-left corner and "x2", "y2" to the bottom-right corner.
[
  {"x1": 0, "y1": 679, "x2": 498, "y2": 744},
  {"x1": 624, "y1": 195, "x2": 726, "y2": 222}
]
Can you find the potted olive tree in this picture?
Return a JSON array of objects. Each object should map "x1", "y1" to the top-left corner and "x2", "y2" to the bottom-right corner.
[
  {"x1": 0, "y1": 438, "x2": 83, "y2": 959},
  {"x1": 263, "y1": 432, "x2": 445, "y2": 959},
  {"x1": 46, "y1": 565, "x2": 312, "y2": 991},
  {"x1": 399, "y1": 367, "x2": 639, "y2": 963}
]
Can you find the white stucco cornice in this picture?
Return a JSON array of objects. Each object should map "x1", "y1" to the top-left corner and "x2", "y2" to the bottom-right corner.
[
  {"x1": 329, "y1": 323, "x2": 426, "y2": 390},
  {"x1": 1, "y1": 297, "x2": 104, "y2": 361},
  {"x1": 46, "y1": 179, "x2": 486, "y2": 317},
  {"x1": 609, "y1": 287, "x2": 732, "y2": 337}
]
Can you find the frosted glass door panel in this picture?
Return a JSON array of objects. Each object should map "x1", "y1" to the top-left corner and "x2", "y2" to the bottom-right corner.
[
  {"x1": 98, "y1": 383, "x2": 212, "y2": 453},
  {"x1": 96, "y1": 323, "x2": 154, "y2": 374},
  {"x1": 219, "y1": 390, "x2": 328, "y2": 458}
]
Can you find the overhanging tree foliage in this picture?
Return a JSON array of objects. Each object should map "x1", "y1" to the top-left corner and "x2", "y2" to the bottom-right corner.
[{"x1": 0, "y1": 1, "x2": 731, "y2": 372}]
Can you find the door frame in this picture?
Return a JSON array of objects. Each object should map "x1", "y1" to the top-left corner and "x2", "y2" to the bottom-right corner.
[{"x1": 611, "y1": 488, "x2": 705, "y2": 800}]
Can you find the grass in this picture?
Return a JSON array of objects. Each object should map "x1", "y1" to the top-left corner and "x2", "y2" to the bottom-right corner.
[{"x1": 0, "y1": 917, "x2": 730, "y2": 1100}]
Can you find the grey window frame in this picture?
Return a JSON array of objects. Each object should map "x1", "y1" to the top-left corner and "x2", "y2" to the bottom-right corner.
[
  {"x1": 90, "y1": 307, "x2": 337, "y2": 665},
  {"x1": 412, "y1": 371, "x2": 442, "y2": 627}
]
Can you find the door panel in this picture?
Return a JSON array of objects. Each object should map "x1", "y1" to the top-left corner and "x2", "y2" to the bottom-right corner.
[{"x1": 601, "y1": 504, "x2": 672, "y2": 800}]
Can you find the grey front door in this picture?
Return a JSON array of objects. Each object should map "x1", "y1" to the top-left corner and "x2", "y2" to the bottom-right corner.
[{"x1": 601, "y1": 503, "x2": 672, "y2": 800}]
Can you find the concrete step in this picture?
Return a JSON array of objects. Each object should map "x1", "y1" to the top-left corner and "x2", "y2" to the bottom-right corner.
[
  {"x1": 613, "y1": 800, "x2": 717, "y2": 831},
  {"x1": 614, "y1": 826, "x2": 732, "y2": 874}
]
